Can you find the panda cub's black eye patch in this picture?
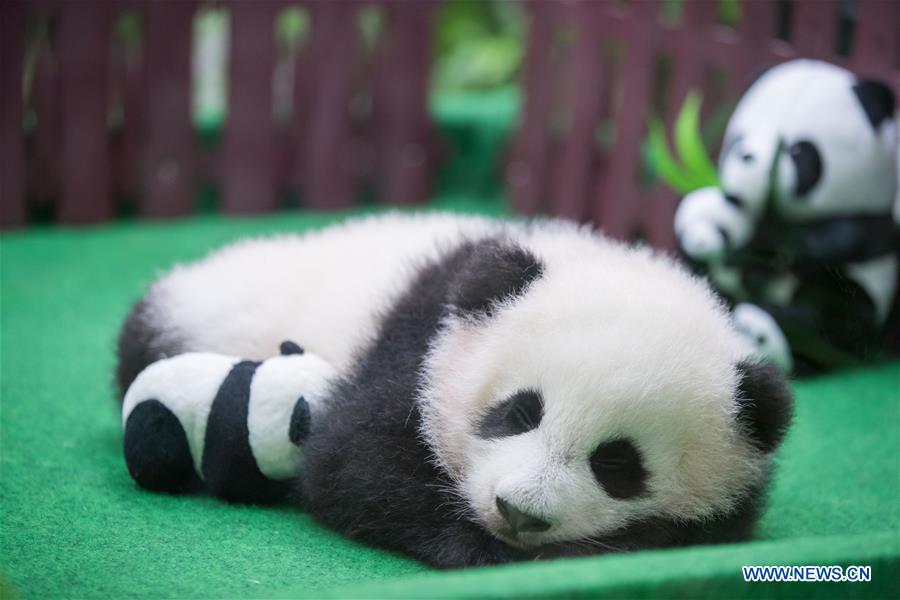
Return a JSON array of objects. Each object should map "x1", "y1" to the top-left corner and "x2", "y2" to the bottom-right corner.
[
  {"x1": 590, "y1": 438, "x2": 648, "y2": 500},
  {"x1": 478, "y1": 389, "x2": 543, "y2": 438}
]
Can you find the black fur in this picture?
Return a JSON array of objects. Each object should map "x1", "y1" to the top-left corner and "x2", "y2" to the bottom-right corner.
[
  {"x1": 788, "y1": 140, "x2": 822, "y2": 197},
  {"x1": 202, "y1": 360, "x2": 290, "y2": 504},
  {"x1": 116, "y1": 297, "x2": 181, "y2": 399},
  {"x1": 289, "y1": 397, "x2": 311, "y2": 445},
  {"x1": 300, "y1": 238, "x2": 542, "y2": 568},
  {"x1": 477, "y1": 389, "x2": 543, "y2": 439},
  {"x1": 735, "y1": 361, "x2": 795, "y2": 453},
  {"x1": 852, "y1": 80, "x2": 895, "y2": 129},
  {"x1": 124, "y1": 399, "x2": 195, "y2": 492},
  {"x1": 447, "y1": 239, "x2": 544, "y2": 317},
  {"x1": 589, "y1": 438, "x2": 648, "y2": 500},
  {"x1": 724, "y1": 194, "x2": 745, "y2": 209},
  {"x1": 280, "y1": 341, "x2": 304, "y2": 355}
]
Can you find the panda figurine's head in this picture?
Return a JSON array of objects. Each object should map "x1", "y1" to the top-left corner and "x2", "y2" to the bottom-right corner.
[
  {"x1": 719, "y1": 59, "x2": 897, "y2": 221},
  {"x1": 417, "y1": 238, "x2": 793, "y2": 553}
]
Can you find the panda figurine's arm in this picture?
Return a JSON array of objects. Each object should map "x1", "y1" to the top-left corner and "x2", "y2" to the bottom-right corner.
[
  {"x1": 674, "y1": 187, "x2": 758, "y2": 262},
  {"x1": 122, "y1": 341, "x2": 336, "y2": 504},
  {"x1": 787, "y1": 215, "x2": 898, "y2": 266}
]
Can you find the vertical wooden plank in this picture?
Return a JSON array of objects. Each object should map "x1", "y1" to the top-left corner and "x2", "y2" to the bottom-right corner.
[
  {"x1": 142, "y1": 0, "x2": 196, "y2": 217},
  {"x1": 58, "y1": 0, "x2": 113, "y2": 224},
  {"x1": 0, "y1": 0, "x2": 27, "y2": 228},
  {"x1": 28, "y1": 37, "x2": 61, "y2": 205},
  {"x1": 376, "y1": 0, "x2": 435, "y2": 205},
  {"x1": 301, "y1": 1, "x2": 359, "y2": 209},
  {"x1": 851, "y1": 0, "x2": 900, "y2": 86},
  {"x1": 733, "y1": 0, "x2": 781, "y2": 94},
  {"x1": 507, "y1": 0, "x2": 557, "y2": 216},
  {"x1": 791, "y1": 0, "x2": 839, "y2": 60},
  {"x1": 553, "y1": 1, "x2": 604, "y2": 222},
  {"x1": 223, "y1": 0, "x2": 278, "y2": 213},
  {"x1": 110, "y1": 11, "x2": 143, "y2": 201},
  {"x1": 591, "y1": 0, "x2": 658, "y2": 240},
  {"x1": 288, "y1": 5, "x2": 315, "y2": 193},
  {"x1": 645, "y1": 1, "x2": 718, "y2": 251}
]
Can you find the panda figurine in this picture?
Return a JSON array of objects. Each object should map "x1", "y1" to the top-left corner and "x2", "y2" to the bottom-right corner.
[
  {"x1": 122, "y1": 341, "x2": 336, "y2": 503},
  {"x1": 674, "y1": 59, "x2": 899, "y2": 372}
]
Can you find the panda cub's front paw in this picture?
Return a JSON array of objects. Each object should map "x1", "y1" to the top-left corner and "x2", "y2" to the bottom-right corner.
[{"x1": 733, "y1": 304, "x2": 793, "y2": 373}]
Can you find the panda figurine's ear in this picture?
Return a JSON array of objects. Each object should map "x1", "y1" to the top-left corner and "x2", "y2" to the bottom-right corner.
[
  {"x1": 735, "y1": 361, "x2": 794, "y2": 453},
  {"x1": 853, "y1": 80, "x2": 895, "y2": 129},
  {"x1": 448, "y1": 240, "x2": 544, "y2": 317},
  {"x1": 280, "y1": 341, "x2": 304, "y2": 355}
]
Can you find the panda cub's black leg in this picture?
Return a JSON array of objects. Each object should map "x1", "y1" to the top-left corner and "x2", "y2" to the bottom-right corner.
[{"x1": 124, "y1": 400, "x2": 195, "y2": 492}]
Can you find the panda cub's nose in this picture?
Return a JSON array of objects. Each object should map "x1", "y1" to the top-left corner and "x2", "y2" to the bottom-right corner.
[{"x1": 496, "y1": 496, "x2": 551, "y2": 535}]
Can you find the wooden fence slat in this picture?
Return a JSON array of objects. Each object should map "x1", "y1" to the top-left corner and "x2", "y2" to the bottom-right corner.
[
  {"x1": 288, "y1": 6, "x2": 315, "y2": 193},
  {"x1": 592, "y1": 0, "x2": 658, "y2": 239},
  {"x1": 553, "y1": 1, "x2": 604, "y2": 222},
  {"x1": 58, "y1": 1, "x2": 113, "y2": 224},
  {"x1": 300, "y1": 2, "x2": 359, "y2": 210},
  {"x1": 0, "y1": 0, "x2": 27, "y2": 228},
  {"x1": 110, "y1": 15, "x2": 143, "y2": 201},
  {"x1": 375, "y1": 0, "x2": 435, "y2": 205},
  {"x1": 791, "y1": 0, "x2": 839, "y2": 60},
  {"x1": 727, "y1": 0, "x2": 779, "y2": 97},
  {"x1": 851, "y1": 0, "x2": 900, "y2": 89},
  {"x1": 507, "y1": 0, "x2": 558, "y2": 216},
  {"x1": 644, "y1": 1, "x2": 719, "y2": 251},
  {"x1": 223, "y1": 1, "x2": 278, "y2": 213},
  {"x1": 141, "y1": 0, "x2": 196, "y2": 217},
  {"x1": 28, "y1": 38, "x2": 60, "y2": 204}
]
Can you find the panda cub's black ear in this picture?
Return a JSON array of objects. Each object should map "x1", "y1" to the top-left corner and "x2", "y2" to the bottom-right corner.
[
  {"x1": 735, "y1": 361, "x2": 794, "y2": 453},
  {"x1": 448, "y1": 239, "x2": 544, "y2": 317},
  {"x1": 853, "y1": 80, "x2": 895, "y2": 129},
  {"x1": 280, "y1": 341, "x2": 304, "y2": 355}
]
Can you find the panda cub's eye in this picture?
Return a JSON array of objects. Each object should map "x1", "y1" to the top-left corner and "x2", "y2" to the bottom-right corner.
[
  {"x1": 590, "y1": 438, "x2": 648, "y2": 500},
  {"x1": 478, "y1": 389, "x2": 543, "y2": 438}
]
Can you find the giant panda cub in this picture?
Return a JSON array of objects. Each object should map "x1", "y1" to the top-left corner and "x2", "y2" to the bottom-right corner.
[{"x1": 117, "y1": 213, "x2": 793, "y2": 568}]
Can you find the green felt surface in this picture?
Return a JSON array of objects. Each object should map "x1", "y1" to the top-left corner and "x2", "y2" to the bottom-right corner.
[{"x1": 1, "y1": 207, "x2": 899, "y2": 599}]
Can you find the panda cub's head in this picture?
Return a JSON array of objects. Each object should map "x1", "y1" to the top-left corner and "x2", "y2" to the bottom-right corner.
[
  {"x1": 419, "y1": 233, "x2": 793, "y2": 552},
  {"x1": 720, "y1": 59, "x2": 897, "y2": 220}
]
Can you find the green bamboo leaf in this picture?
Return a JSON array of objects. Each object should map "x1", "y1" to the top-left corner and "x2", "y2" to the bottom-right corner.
[
  {"x1": 647, "y1": 118, "x2": 696, "y2": 194},
  {"x1": 674, "y1": 91, "x2": 720, "y2": 187}
]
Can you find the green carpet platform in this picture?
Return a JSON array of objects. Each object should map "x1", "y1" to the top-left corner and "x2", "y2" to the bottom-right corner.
[{"x1": 2, "y1": 209, "x2": 898, "y2": 598}]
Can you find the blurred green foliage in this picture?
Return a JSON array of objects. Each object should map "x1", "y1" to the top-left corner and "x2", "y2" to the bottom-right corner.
[{"x1": 433, "y1": 0, "x2": 524, "y2": 91}]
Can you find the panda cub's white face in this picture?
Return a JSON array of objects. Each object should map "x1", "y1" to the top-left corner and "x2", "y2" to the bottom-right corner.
[{"x1": 419, "y1": 241, "x2": 769, "y2": 549}]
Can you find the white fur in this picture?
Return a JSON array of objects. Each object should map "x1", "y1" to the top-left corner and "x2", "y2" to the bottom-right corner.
[
  {"x1": 143, "y1": 212, "x2": 765, "y2": 548},
  {"x1": 149, "y1": 213, "x2": 496, "y2": 370}
]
